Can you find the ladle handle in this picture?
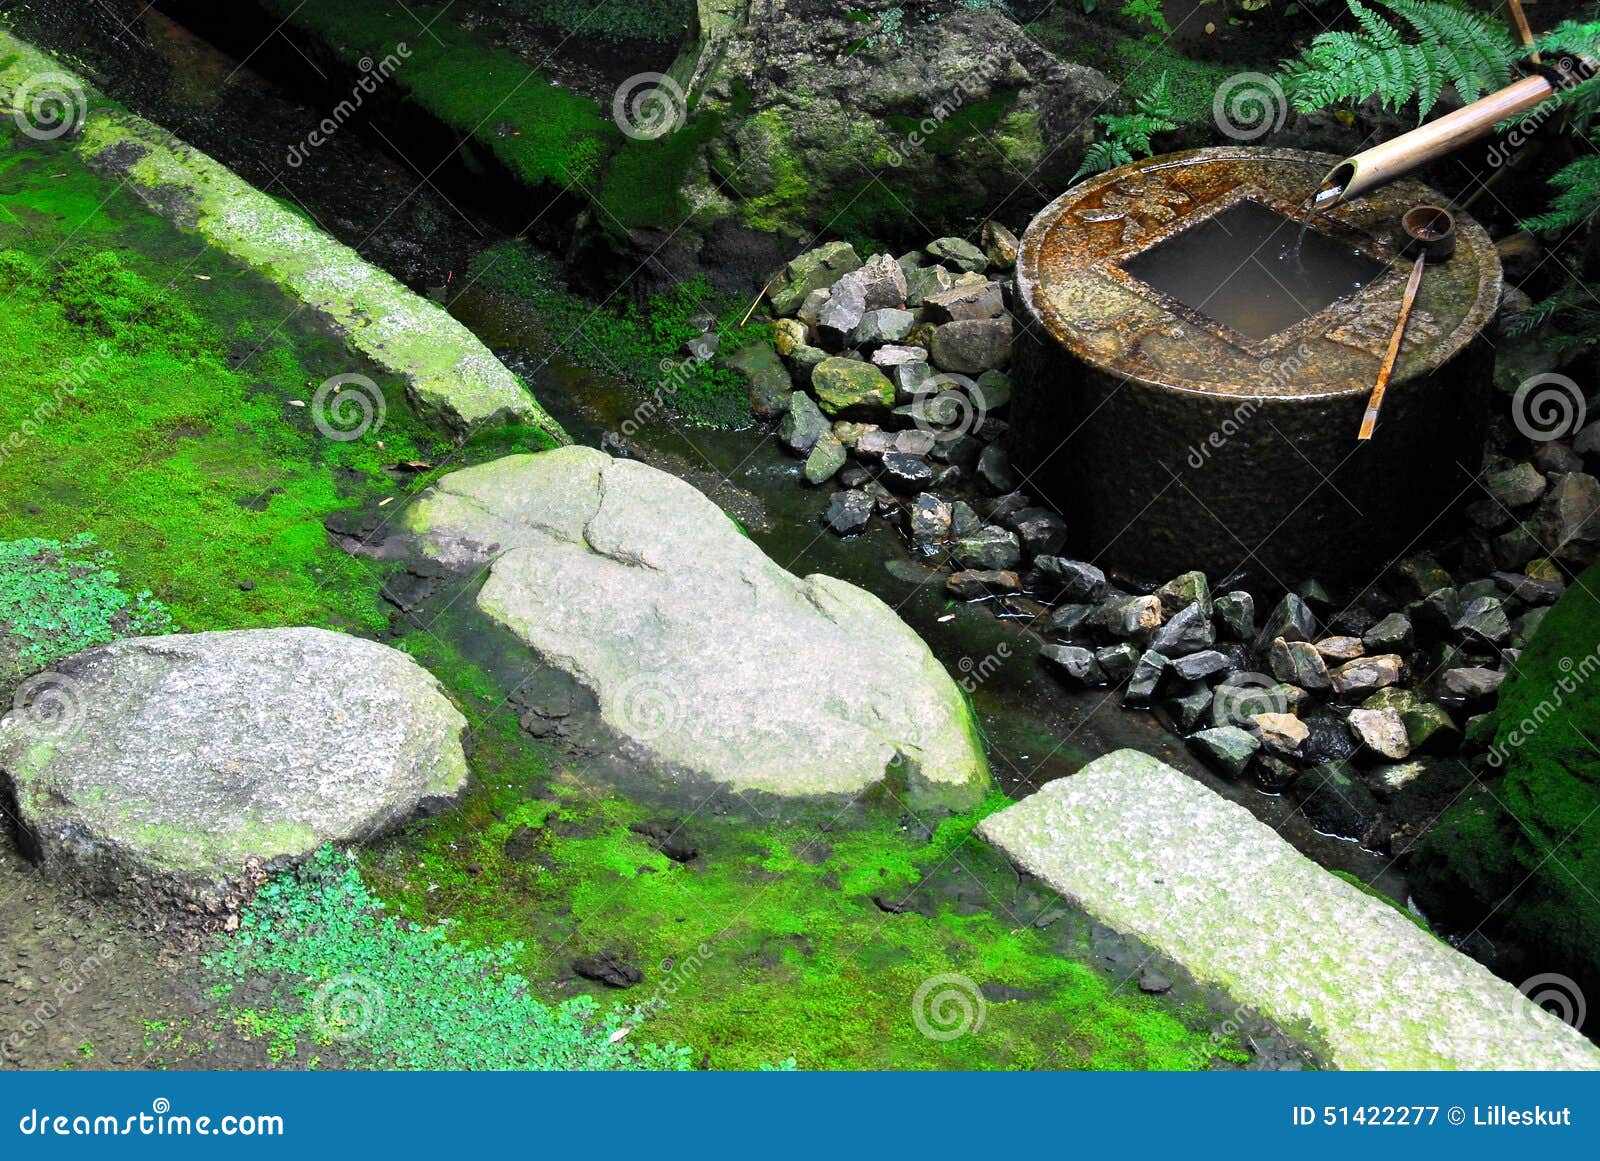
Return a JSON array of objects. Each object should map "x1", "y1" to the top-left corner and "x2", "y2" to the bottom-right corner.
[{"x1": 1357, "y1": 254, "x2": 1426, "y2": 441}]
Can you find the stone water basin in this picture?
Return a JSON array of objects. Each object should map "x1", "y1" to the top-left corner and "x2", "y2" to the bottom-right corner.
[{"x1": 1012, "y1": 146, "x2": 1502, "y2": 583}]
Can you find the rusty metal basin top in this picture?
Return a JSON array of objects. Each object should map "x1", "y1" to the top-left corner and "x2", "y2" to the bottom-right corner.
[{"x1": 1016, "y1": 147, "x2": 1501, "y2": 401}]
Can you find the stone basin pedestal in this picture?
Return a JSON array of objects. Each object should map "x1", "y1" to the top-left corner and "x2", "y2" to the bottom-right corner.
[{"x1": 1011, "y1": 147, "x2": 1501, "y2": 582}]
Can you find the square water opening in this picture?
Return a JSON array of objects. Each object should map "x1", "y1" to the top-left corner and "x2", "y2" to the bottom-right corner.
[{"x1": 1120, "y1": 199, "x2": 1385, "y2": 342}]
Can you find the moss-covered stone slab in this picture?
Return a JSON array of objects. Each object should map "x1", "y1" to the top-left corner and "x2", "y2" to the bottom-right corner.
[
  {"x1": 977, "y1": 749, "x2": 1600, "y2": 1070},
  {"x1": 0, "y1": 30, "x2": 564, "y2": 443},
  {"x1": 0, "y1": 629, "x2": 469, "y2": 904},
  {"x1": 405, "y1": 446, "x2": 988, "y2": 807}
]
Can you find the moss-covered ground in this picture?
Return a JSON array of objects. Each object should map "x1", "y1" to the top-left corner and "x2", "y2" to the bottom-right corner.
[
  {"x1": 0, "y1": 114, "x2": 1232, "y2": 1071},
  {"x1": 459, "y1": 240, "x2": 770, "y2": 427},
  {"x1": 357, "y1": 645, "x2": 1238, "y2": 1070},
  {"x1": 1413, "y1": 564, "x2": 1600, "y2": 1017},
  {"x1": 254, "y1": 0, "x2": 714, "y2": 234},
  {"x1": 0, "y1": 122, "x2": 552, "y2": 640}
]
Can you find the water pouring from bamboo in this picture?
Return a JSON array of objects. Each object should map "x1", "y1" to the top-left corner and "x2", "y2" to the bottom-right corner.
[{"x1": 1310, "y1": 51, "x2": 1598, "y2": 212}]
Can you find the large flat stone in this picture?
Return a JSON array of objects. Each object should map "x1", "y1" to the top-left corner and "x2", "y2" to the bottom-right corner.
[
  {"x1": 0, "y1": 629, "x2": 468, "y2": 903},
  {"x1": 977, "y1": 749, "x2": 1600, "y2": 1070},
  {"x1": 405, "y1": 447, "x2": 987, "y2": 806}
]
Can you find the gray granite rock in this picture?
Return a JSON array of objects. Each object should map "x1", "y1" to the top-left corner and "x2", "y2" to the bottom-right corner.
[
  {"x1": 406, "y1": 448, "x2": 988, "y2": 806},
  {"x1": 0, "y1": 628, "x2": 467, "y2": 901}
]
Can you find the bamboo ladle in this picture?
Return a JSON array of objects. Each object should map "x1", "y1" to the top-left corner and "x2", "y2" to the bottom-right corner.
[{"x1": 1357, "y1": 204, "x2": 1457, "y2": 441}]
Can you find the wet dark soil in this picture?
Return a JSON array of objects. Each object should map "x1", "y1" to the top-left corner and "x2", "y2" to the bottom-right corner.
[{"x1": 0, "y1": 849, "x2": 274, "y2": 1071}]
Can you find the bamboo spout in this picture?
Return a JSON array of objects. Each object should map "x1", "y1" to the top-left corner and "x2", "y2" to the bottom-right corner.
[{"x1": 1311, "y1": 55, "x2": 1597, "y2": 210}]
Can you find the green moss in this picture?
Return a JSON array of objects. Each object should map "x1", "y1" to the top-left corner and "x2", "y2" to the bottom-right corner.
[
  {"x1": 499, "y1": 0, "x2": 694, "y2": 43},
  {"x1": 1027, "y1": 19, "x2": 1235, "y2": 132},
  {"x1": 463, "y1": 240, "x2": 770, "y2": 427},
  {"x1": 1414, "y1": 564, "x2": 1600, "y2": 1006},
  {"x1": 360, "y1": 673, "x2": 1234, "y2": 1070},
  {"x1": 205, "y1": 847, "x2": 693, "y2": 1069},
  {"x1": 0, "y1": 126, "x2": 444, "y2": 639},
  {"x1": 256, "y1": 0, "x2": 620, "y2": 191},
  {"x1": 885, "y1": 90, "x2": 1018, "y2": 157},
  {"x1": 595, "y1": 111, "x2": 723, "y2": 230}
]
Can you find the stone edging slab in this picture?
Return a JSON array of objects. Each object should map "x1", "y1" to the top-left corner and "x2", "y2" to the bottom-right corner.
[
  {"x1": 977, "y1": 749, "x2": 1600, "y2": 1070},
  {"x1": 0, "y1": 30, "x2": 566, "y2": 442}
]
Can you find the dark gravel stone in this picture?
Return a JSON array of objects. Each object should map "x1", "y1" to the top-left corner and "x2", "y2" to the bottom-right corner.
[
  {"x1": 573, "y1": 953, "x2": 644, "y2": 989},
  {"x1": 1256, "y1": 593, "x2": 1315, "y2": 650},
  {"x1": 975, "y1": 444, "x2": 1018, "y2": 494},
  {"x1": 1453, "y1": 595, "x2": 1512, "y2": 646},
  {"x1": 1363, "y1": 611, "x2": 1414, "y2": 652},
  {"x1": 1169, "y1": 649, "x2": 1230, "y2": 682},
  {"x1": 822, "y1": 489, "x2": 873, "y2": 535},
  {"x1": 1287, "y1": 764, "x2": 1383, "y2": 842},
  {"x1": 952, "y1": 526, "x2": 1021, "y2": 571},
  {"x1": 1095, "y1": 643, "x2": 1140, "y2": 685},
  {"x1": 1163, "y1": 685, "x2": 1214, "y2": 732},
  {"x1": 1492, "y1": 571, "x2": 1565, "y2": 606},
  {"x1": 946, "y1": 569, "x2": 1019, "y2": 599},
  {"x1": 1214, "y1": 590, "x2": 1256, "y2": 640},
  {"x1": 1040, "y1": 644, "x2": 1105, "y2": 687},
  {"x1": 1031, "y1": 556, "x2": 1107, "y2": 603},
  {"x1": 880, "y1": 452, "x2": 935, "y2": 494},
  {"x1": 1151, "y1": 602, "x2": 1216, "y2": 658},
  {"x1": 1007, "y1": 507, "x2": 1068, "y2": 558},
  {"x1": 1124, "y1": 650, "x2": 1168, "y2": 707}
]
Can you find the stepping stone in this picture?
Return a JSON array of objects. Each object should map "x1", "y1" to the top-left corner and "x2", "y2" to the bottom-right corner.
[
  {"x1": 977, "y1": 750, "x2": 1600, "y2": 1070},
  {"x1": 405, "y1": 447, "x2": 988, "y2": 807},
  {"x1": 0, "y1": 628, "x2": 468, "y2": 902}
]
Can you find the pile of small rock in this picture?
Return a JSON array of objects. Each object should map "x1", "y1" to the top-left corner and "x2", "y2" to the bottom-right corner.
[
  {"x1": 724, "y1": 231, "x2": 1600, "y2": 858},
  {"x1": 1033, "y1": 555, "x2": 1570, "y2": 854},
  {"x1": 733, "y1": 227, "x2": 1026, "y2": 550}
]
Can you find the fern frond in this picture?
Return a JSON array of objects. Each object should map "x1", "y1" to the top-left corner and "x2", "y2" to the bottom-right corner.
[
  {"x1": 1506, "y1": 281, "x2": 1599, "y2": 337},
  {"x1": 1072, "y1": 139, "x2": 1135, "y2": 183},
  {"x1": 1523, "y1": 155, "x2": 1600, "y2": 233},
  {"x1": 1282, "y1": 0, "x2": 1517, "y2": 118}
]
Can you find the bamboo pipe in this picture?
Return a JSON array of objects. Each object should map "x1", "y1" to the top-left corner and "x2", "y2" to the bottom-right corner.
[
  {"x1": 1310, "y1": 53, "x2": 1597, "y2": 210},
  {"x1": 1312, "y1": 74, "x2": 1558, "y2": 210}
]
